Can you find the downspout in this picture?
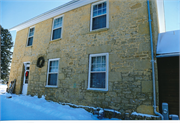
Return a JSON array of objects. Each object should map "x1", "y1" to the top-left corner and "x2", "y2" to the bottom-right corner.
[{"x1": 147, "y1": 0, "x2": 164, "y2": 120}]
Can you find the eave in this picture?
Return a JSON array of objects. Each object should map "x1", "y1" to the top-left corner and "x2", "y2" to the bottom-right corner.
[{"x1": 9, "y1": 0, "x2": 99, "y2": 31}]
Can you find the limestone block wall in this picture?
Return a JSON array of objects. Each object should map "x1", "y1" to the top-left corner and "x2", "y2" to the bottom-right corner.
[{"x1": 9, "y1": 0, "x2": 159, "y2": 115}]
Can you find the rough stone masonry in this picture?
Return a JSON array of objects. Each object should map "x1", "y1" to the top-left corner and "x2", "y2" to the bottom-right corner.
[{"x1": 9, "y1": 0, "x2": 160, "y2": 115}]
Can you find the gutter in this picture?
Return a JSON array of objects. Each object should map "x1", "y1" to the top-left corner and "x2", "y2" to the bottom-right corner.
[{"x1": 147, "y1": 0, "x2": 164, "y2": 120}]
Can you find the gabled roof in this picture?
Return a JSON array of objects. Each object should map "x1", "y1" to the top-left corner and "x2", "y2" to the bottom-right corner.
[
  {"x1": 10, "y1": 0, "x2": 99, "y2": 31},
  {"x1": 156, "y1": 30, "x2": 180, "y2": 56}
]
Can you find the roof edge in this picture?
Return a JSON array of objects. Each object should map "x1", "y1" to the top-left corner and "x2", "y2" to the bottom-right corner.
[
  {"x1": 156, "y1": 52, "x2": 180, "y2": 58},
  {"x1": 10, "y1": 0, "x2": 99, "y2": 31}
]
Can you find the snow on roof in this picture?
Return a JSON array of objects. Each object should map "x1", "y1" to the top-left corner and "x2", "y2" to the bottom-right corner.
[{"x1": 156, "y1": 30, "x2": 180, "y2": 55}]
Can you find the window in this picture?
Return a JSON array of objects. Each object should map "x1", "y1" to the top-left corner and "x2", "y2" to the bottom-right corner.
[
  {"x1": 51, "y1": 16, "x2": 63, "y2": 40},
  {"x1": 90, "y1": 0, "x2": 109, "y2": 31},
  {"x1": 27, "y1": 27, "x2": 35, "y2": 46},
  {"x1": 47, "y1": 58, "x2": 60, "y2": 86},
  {"x1": 88, "y1": 53, "x2": 109, "y2": 91}
]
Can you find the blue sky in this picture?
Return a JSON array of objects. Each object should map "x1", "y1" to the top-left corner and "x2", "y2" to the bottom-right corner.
[
  {"x1": 0, "y1": 0, "x2": 180, "y2": 49},
  {"x1": 0, "y1": 0, "x2": 71, "y2": 49},
  {"x1": 164, "y1": 0, "x2": 180, "y2": 31}
]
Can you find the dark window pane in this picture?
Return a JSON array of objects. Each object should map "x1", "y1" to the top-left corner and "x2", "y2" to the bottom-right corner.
[
  {"x1": 103, "y1": 8, "x2": 106, "y2": 14},
  {"x1": 93, "y1": 5, "x2": 97, "y2": 11},
  {"x1": 98, "y1": 9, "x2": 102, "y2": 15},
  {"x1": 52, "y1": 28, "x2": 61, "y2": 40},
  {"x1": 98, "y1": 3, "x2": 103, "y2": 9},
  {"x1": 97, "y1": 56, "x2": 101, "y2": 63},
  {"x1": 27, "y1": 37, "x2": 33, "y2": 46},
  {"x1": 92, "y1": 15, "x2": 106, "y2": 30},
  {"x1": 90, "y1": 73, "x2": 105, "y2": 88},
  {"x1": 92, "y1": 57, "x2": 97, "y2": 64},
  {"x1": 93, "y1": 11, "x2": 98, "y2": 17},
  {"x1": 103, "y1": 2, "x2": 106, "y2": 8},
  {"x1": 48, "y1": 74, "x2": 57, "y2": 85}
]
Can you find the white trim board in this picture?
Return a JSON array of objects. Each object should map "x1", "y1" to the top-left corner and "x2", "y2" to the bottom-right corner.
[{"x1": 10, "y1": 0, "x2": 99, "y2": 32}]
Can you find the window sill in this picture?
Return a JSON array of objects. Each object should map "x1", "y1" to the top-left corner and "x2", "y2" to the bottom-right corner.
[
  {"x1": 88, "y1": 28, "x2": 109, "y2": 34},
  {"x1": 87, "y1": 88, "x2": 108, "y2": 92},
  {"x1": 26, "y1": 45, "x2": 33, "y2": 48},
  {"x1": 50, "y1": 38, "x2": 62, "y2": 43},
  {"x1": 45, "y1": 85, "x2": 58, "y2": 88}
]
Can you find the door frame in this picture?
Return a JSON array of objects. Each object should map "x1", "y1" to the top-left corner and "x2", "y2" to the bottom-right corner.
[{"x1": 22, "y1": 61, "x2": 30, "y2": 95}]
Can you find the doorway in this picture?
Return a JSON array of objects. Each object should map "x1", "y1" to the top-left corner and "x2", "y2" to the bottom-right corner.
[
  {"x1": 157, "y1": 56, "x2": 179, "y2": 116},
  {"x1": 22, "y1": 62, "x2": 30, "y2": 95}
]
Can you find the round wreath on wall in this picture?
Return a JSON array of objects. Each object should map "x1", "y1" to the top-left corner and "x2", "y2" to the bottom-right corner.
[{"x1": 37, "y1": 57, "x2": 45, "y2": 68}]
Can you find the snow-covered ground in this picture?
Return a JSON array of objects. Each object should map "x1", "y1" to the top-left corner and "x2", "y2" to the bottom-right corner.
[
  {"x1": 0, "y1": 84, "x2": 118, "y2": 121},
  {"x1": 0, "y1": 84, "x2": 7, "y2": 94}
]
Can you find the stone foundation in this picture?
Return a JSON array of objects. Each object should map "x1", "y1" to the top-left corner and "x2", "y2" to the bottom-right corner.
[{"x1": 48, "y1": 101, "x2": 161, "y2": 120}]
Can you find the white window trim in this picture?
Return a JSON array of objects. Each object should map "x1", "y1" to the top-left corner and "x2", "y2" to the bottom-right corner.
[
  {"x1": 51, "y1": 15, "x2": 64, "y2": 41},
  {"x1": 87, "y1": 53, "x2": 109, "y2": 91},
  {"x1": 90, "y1": 0, "x2": 109, "y2": 32},
  {"x1": 26, "y1": 26, "x2": 35, "y2": 47},
  {"x1": 46, "y1": 58, "x2": 60, "y2": 87}
]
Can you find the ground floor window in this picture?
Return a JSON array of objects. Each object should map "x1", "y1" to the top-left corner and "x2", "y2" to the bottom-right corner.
[
  {"x1": 88, "y1": 53, "x2": 109, "y2": 91},
  {"x1": 46, "y1": 58, "x2": 60, "y2": 86}
]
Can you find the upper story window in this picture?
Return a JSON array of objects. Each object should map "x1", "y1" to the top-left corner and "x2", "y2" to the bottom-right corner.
[
  {"x1": 27, "y1": 27, "x2": 35, "y2": 46},
  {"x1": 87, "y1": 53, "x2": 109, "y2": 91},
  {"x1": 90, "y1": 0, "x2": 109, "y2": 31},
  {"x1": 51, "y1": 15, "x2": 64, "y2": 40},
  {"x1": 46, "y1": 58, "x2": 60, "y2": 87}
]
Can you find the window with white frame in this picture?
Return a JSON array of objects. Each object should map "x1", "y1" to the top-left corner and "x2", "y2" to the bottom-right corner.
[
  {"x1": 27, "y1": 27, "x2": 35, "y2": 46},
  {"x1": 88, "y1": 53, "x2": 109, "y2": 91},
  {"x1": 51, "y1": 16, "x2": 63, "y2": 40},
  {"x1": 90, "y1": 0, "x2": 109, "y2": 31},
  {"x1": 47, "y1": 58, "x2": 60, "y2": 86}
]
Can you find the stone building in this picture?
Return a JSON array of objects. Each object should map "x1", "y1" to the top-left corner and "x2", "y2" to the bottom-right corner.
[{"x1": 9, "y1": 0, "x2": 160, "y2": 115}]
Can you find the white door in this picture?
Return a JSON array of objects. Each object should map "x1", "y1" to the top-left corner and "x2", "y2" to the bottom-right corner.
[{"x1": 22, "y1": 63, "x2": 30, "y2": 95}]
